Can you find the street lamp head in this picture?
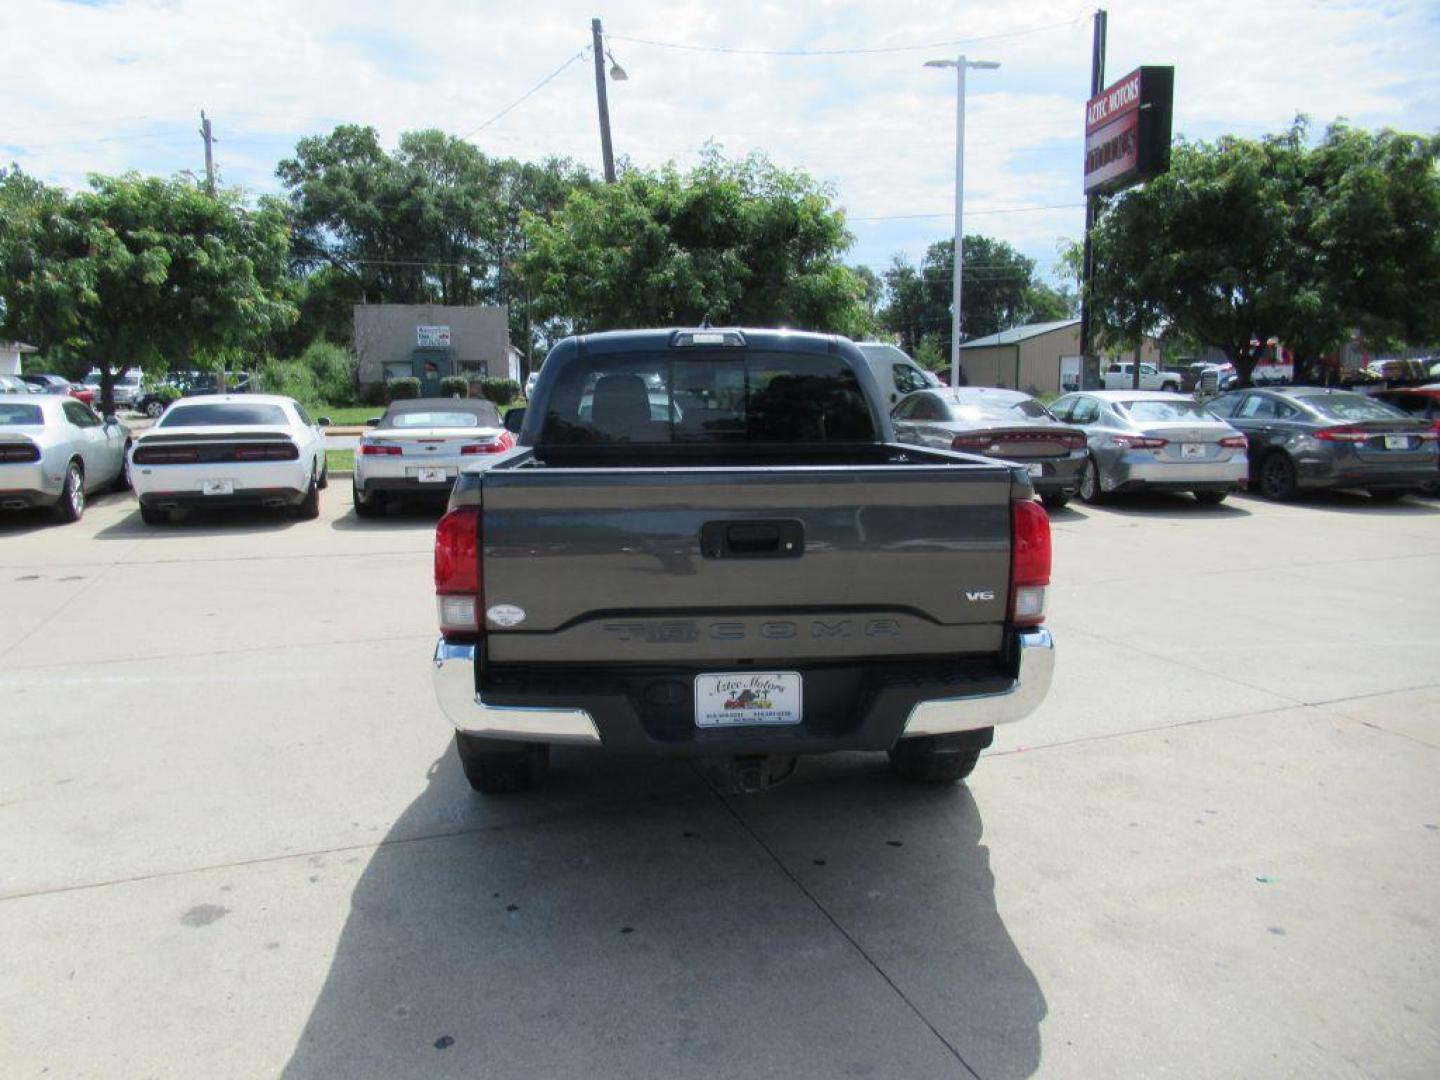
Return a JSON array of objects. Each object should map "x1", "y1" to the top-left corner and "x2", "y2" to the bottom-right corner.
[
  {"x1": 969, "y1": 60, "x2": 1001, "y2": 70},
  {"x1": 607, "y1": 50, "x2": 628, "y2": 81},
  {"x1": 924, "y1": 59, "x2": 958, "y2": 69}
]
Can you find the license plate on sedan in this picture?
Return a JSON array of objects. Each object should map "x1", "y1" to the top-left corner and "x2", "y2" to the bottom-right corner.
[
  {"x1": 201, "y1": 479, "x2": 234, "y2": 496},
  {"x1": 1384, "y1": 435, "x2": 1410, "y2": 450},
  {"x1": 695, "y1": 672, "x2": 802, "y2": 728},
  {"x1": 1181, "y1": 443, "x2": 1206, "y2": 459},
  {"x1": 417, "y1": 467, "x2": 449, "y2": 483}
]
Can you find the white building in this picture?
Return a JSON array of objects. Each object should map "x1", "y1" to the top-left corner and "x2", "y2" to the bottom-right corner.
[{"x1": 1, "y1": 342, "x2": 39, "y2": 376}]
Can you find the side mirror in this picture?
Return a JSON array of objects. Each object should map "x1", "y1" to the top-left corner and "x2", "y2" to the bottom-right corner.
[
  {"x1": 317, "y1": 417, "x2": 332, "y2": 427},
  {"x1": 365, "y1": 417, "x2": 381, "y2": 427},
  {"x1": 503, "y1": 407, "x2": 526, "y2": 435}
]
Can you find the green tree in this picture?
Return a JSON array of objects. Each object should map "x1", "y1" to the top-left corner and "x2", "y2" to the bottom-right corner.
[
  {"x1": 0, "y1": 169, "x2": 295, "y2": 412},
  {"x1": 1089, "y1": 120, "x2": 1440, "y2": 385},
  {"x1": 517, "y1": 150, "x2": 870, "y2": 336}
]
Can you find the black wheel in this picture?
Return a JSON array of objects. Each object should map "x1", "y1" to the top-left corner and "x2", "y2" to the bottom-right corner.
[
  {"x1": 139, "y1": 503, "x2": 170, "y2": 526},
  {"x1": 1258, "y1": 452, "x2": 1298, "y2": 501},
  {"x1": 1040, "y1": 492, "x2": 1070, "y2": 511},
  {"x1": 1193, "y1": 490, "x2": 1228, "y2": 505},
  {"x1": 352, "y1": 478, "x2": 386, "y2": 518},
  {"x1": 113, "y1": 443, "x2": 132, "y2": 491},
  {"x1": 295, "y1": 469, "x2": 321, "y2": 520},
  {"x1": 888, "y1": 736, "x2": 984, "y2": 784},
  {"x1": 317, "y1": 460, "x2": 329, "y2": 490},
  {"x1": 1078, "y1": 456, "x2": 1105, "y2": 504},
  {"x1": 456, "y1": 735, "x2": 550, "y2": 793},
  {"x1": 145, "y1": 399, "x2": 166, "y2": 419},
  {"x1": 1368, "y1": 489, "x2": 1407, "y2": 503},
  {"x1": 52, "y1": 461, "x2": 84, "y2": 523}
]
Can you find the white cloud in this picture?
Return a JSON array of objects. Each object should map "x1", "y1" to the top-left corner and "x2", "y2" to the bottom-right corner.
[{"x1": 4, "y1": 0, "x2": 1435, "y2": 278}]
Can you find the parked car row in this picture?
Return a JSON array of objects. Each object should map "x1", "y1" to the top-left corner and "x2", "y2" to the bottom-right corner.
[{"x1": 891, "y1": 384, "x2": 1440, "y2": 508}]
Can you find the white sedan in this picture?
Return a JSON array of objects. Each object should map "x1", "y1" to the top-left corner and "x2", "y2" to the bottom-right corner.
[
  {"x1": 129, "y1": 394, "x2": 329, "y2": 524},
  {"x1": 352, "y1": 398, "x2": 514, "y2": 516}
]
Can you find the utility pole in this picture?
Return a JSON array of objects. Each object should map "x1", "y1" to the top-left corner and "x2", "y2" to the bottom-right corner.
[
  {"x1": 199, "y1": 110, "x2": 216, "y2": 193},
  {"x1": 591, "y1": 18, "x2": 616, "y2": 183},
  {"x1": 1078, "y1": 9, "x2": 1106, "y2": 389}
]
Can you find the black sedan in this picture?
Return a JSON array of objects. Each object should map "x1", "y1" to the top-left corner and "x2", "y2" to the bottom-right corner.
[
  {"x1": 1206, "y1": 386, "x2": 1438, "y2": 500},
  {"x1": 892, "y1": 387, "x2": 1088, "y2": 509}
]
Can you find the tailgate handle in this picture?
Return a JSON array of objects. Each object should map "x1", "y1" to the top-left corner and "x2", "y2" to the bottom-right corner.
[{"x1": 701, "y1": 520, "x2": 804, "y2": 559}]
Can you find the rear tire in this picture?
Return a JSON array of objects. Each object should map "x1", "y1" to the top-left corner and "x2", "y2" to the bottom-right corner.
[
  {"x1": 1193, "y1": 490, "x2": 1228, "y2": 505},
  {"x1": 1078, "y1": 456, "x2": 1105, "y2": 504},
  {"x1": 1040, "y1": 492, "x2": 1070, "y2": 511},
  {"x1": 295, "y1": 469, "x2": 321, "y2": 520},
  {"x1": 145, "y1": 400, "x2": 166, "y2": 419},
  {"x1": 352, "y1": 479, "x2": 386, "y2": 518},
  {"x1": 52, "y1": 461, "x2": 84, "y2": 524},
  {"x1": 456, "y1": 735, "x2": 550, "y2": 793},
  {"x1": 317, "y1": 461, "x2": 329, "y2": 490},
  {"x1": 139, "y1": 503, "x2": 170, "y2": 526},
  {"x1": 888, "y1": 734, "x2": 987, "y2": 784},
  {"x1": 1258, "y1": 452, "x2": 1298, "y2": 501},
  {"x1": 113, "y1": 443, "x2": 132, "y2": 491}
]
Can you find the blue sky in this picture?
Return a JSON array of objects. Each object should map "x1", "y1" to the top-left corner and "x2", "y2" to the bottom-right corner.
[{"x1": 7, "y1": 0, "x2": 1438, "y2": 287}]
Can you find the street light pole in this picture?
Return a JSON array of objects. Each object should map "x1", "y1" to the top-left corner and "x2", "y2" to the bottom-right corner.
[
  {"x1": 926, "y1": 56, "x2": 999, "y2": 388},
  {"x1": 590, "y1": 17, "x2": 623, "y2": 183}
]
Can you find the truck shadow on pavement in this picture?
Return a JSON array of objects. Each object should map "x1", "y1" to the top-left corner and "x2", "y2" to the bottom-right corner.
[{"x1": 281, "y1": 747, "x2": 1046, "y2": 1080}]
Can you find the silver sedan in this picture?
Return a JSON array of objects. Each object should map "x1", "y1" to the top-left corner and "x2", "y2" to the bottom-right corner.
[
  {"x1": 1049, "y1": 390, "x2": 1249, "y2": 505},
  {"x1": 0, "y1": 393, "x2": 129, "y2": 522}
]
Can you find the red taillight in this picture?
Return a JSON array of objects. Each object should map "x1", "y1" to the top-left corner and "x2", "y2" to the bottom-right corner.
[
  {"x1": 435, "y1": 507, "x2": 481, "y2": 633},
  {"x1": 133, "y1": 446, "x2": 199, "y2": 464},
  {"x1": 1110, "y1": 434, "x2": 1168, "y2": 449},
  {"x1": 0, "y1": 443, "x2": 41, "y2": 463},
  {"x1": 461, "y1": 441, "x2": 503, "y2": 455},
  {"x1": 951, "y1": 433, "x2": 990, "y2": 451},
  {"x1": 1010, "y1": 499, "x2": 1051, "y2": 627},
  {"x1": 1315, "y1": 426, "x2": 1369, "y2": 443},
  {"x1": 1219, "y1": 435, "x2": 1248, "y2": 449},
  {"x1": 360, "y1": 443, "x2": 402, "y2": 456}
]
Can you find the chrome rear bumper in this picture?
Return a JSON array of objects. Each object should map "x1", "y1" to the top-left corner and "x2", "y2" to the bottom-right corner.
[{"x1": 898, "y1": 626, "x2": 1054, "y2": 737}]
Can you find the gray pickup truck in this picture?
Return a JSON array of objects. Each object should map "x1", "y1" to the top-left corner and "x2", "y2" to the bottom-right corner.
[{"x1": 431, "y1": 328, "x2": 1054, "y2": 794}]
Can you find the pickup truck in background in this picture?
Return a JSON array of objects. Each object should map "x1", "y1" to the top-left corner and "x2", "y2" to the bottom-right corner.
[
  {"x1": 1103, "y1": 362, "x2": 1183, "y2": 392},
  {"x1": 431, "y1": 328, "x2": 1055, "y2": 794}
]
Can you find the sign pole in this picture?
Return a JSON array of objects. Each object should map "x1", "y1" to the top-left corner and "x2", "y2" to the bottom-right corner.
[{"x1": 1078, "y1": 9, "x2": 1107, "y2": 388}]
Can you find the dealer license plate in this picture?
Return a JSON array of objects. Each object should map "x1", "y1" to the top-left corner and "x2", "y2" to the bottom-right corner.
[
  {"x1": 694, "y1": 672, "x2": 802, "y2": 728},
  {"x1": 1384, "y1": 435, "x2": 1409, "y2": 450},
  {"x1": 201, "y1": 479, "x2": 234, "y2": 496},
  {"x1": 1027, "y1": 463, "x2": 1044, "y2": 477},
  {"x1": 417, "y1": 467, "x2": 449, "y2": 483},
  {"x1": 1181, "y1": 443, "x2": 1206, "y2": 459}
]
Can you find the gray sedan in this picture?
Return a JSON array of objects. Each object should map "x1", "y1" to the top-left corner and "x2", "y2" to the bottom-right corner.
[
  {"x1": 1206, "y1": 387, "x2": 1438, "y2": 500},
  {"x1": 892, "y1": 387, "x2": 1088, "y2": 509},
  {"x1": 0, "y1": 393, "x2": 129, "y2": 522},
  {"x1": 1050, "y1": 390, "x2": 1249, "y2": 505}
]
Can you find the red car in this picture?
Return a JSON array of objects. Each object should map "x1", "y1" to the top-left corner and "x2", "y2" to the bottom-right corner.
[{"x1": 68, "y1": 384, "x2": 96, "y2": 407}]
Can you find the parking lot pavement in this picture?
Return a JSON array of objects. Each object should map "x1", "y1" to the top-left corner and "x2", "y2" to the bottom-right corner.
[{"x1": 1, "y1": 488, "x2": 1438, "y2": 1078}]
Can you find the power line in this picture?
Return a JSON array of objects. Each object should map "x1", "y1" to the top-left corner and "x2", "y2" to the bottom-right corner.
[
  {"x1": 459, "y1": 48, "x2": 590, "y2": 138},
  {"x1": 607, "y1": 15, "x2": 1086, "y2": 57}
]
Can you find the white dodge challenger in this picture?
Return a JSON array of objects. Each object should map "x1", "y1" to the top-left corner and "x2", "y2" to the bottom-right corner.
[{"x1": 129, "y1": 395, "x2": 329, "y2": 524}]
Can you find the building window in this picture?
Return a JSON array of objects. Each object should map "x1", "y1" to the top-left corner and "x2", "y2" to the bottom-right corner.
[{"x1": 383, "y1": 361, "x2": 411, "y2": 382}]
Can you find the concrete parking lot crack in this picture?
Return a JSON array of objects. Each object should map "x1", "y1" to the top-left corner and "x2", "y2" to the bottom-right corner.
[{"x1": 706, "y1": 783, "x2": 981, "y2": 1080}]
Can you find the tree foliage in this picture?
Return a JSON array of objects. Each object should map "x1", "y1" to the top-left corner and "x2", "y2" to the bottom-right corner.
[
  {"x1": 517, "y1": 150, "x2": 872, "y2": 337},
  {"x1": 276, "y1": 126, "x2": 590, "y2": 361},
  {"x1": 0, "y1": 168, "x2": 295, "y2": 411},
  {"x1": 1090, "y1": 120, "x2": 1440, "y2": 384}
]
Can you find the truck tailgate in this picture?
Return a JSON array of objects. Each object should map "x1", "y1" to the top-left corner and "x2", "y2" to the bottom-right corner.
[{"x1": 479, "y1": 463, "x2": 1013, "y2": 663}]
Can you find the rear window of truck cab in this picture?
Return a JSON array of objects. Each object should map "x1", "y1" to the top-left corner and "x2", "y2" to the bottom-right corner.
[{"x1": 539, "y1": 351, "x2": 876, "y2": 445}]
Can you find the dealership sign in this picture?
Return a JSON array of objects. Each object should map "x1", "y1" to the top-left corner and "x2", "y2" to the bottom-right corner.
[
  {"x1": 1084, "y1": 66, "x2": 1174, "y2": 195},
  {"x1": 416, "y1": 325, "x2": 451, "y2": 347}
]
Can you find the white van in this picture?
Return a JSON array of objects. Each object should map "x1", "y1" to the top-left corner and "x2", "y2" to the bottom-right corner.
[
  {"x1": 853, "y1": 342, "x2": 944, "y2": 409},
  {"x1": 83, "y1": 368, "x2": 144, "y2": 407}
]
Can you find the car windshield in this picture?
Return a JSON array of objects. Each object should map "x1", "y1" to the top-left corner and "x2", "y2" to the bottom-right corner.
[
  {"x1": 1301, "y1": 393, "x2": 1406, "y2": 422},
  {"x1": 385, "y1": 409, "x2": 499, "y2": 429},
  {"x1": 541, "y1": 350, "x2": 876, "y2": 445},
  {"x1": 0, "y1": 403, "x2": 44, "y2": 425},
  {"x1": 159, "y1": 403, "x2": 289, "y2": 427},
  {"x1": 948, "y1": 397, "x2": 1052, "y2": 422},
  {"x1": 1118, "y1": 399, "x2": 1212, "y2": 421}
]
